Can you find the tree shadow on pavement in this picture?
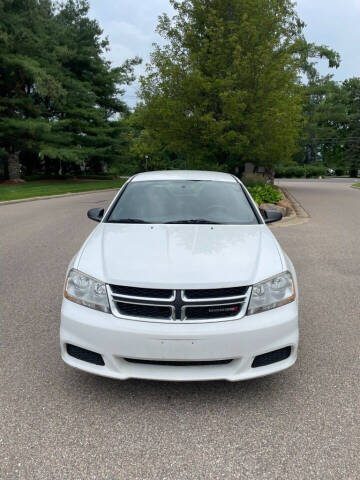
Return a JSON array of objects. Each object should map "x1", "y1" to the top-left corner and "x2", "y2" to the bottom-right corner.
[{"x1": 60, "y1": 363, "x2": 299, "y2": 411}]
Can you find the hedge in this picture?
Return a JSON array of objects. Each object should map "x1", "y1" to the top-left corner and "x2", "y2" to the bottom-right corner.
[
  {"x1": 23, "y1": 174, "x2": 114, "y2": 181},
  {"x1": 275, "y1": 165, "x2": 327, "y2": 178}
]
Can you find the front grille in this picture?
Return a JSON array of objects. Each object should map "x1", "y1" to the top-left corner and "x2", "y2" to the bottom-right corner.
[
  {"x1": 108, "y1": 284, "x2": 251, "y2": 323},
  {"x1": 185, "y1": 303, "x2": 241, "y2": 320},
  {"x1": 110, "y1": 284, "x2": 173, "y2": 299},
  {"x1": 184, "y1": 286, "x2": 248, "y2": 299},
  {"x1": 124, "y1": 358, "x2": 233, "y2": 366},
  {"x1": 114, "y1": 301, "x2": 172, "y2": 319}
]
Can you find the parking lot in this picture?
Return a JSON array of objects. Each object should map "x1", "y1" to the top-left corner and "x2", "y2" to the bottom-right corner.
[{"x1": 1, "y1": 179, "x2": 359, "y2": 479}]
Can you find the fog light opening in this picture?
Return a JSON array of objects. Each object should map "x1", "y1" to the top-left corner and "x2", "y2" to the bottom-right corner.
[
  {"x1": 66, "y1": 344, "x2": 105, "y2": 366},
  {"x1": 252, "y1": 346, "x2": 292, "y2": 368}
]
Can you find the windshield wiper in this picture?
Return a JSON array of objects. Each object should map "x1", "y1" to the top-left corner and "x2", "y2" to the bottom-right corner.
[
  {"x1": 108, "y1": 218, "x2": 150, "y2": 224},
  {"x1": 109, "y1": 218, "x2": 220, "y2": 224},
  {"x1": 165, "y1": 219, "x2": 220, "y2": 224}
]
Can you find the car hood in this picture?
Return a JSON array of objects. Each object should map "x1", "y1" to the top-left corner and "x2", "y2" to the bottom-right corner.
[{"x1": 76, "y1": 223, "x2": 284, "y2": 288}]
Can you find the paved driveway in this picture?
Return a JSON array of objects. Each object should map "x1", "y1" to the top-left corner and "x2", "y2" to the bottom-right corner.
[{"x1": 1, "y1": 179, "x2": 359, "y2": 479}]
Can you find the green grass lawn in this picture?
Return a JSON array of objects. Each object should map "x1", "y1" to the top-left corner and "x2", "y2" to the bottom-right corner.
[
  {"x1": 353, "y1": 183, "x2": 360, "y2": 188},
  {"x1": 0, "y1": 179, "x2": 127, "y2": 202}
]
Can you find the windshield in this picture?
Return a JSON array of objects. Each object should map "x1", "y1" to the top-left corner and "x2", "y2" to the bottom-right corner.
[{"x1": 106, "y1": 180, "x2": 259, "y2": 225}]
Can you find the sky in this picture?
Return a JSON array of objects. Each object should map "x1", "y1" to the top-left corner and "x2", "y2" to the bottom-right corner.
[{"x1": 89, "y1": 0, "x2": 360, "y2": 107}]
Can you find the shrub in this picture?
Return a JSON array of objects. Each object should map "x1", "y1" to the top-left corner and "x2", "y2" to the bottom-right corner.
[
  {"x1": 23, "y1": 173, "x2": 115, "y2": 181},
  {"x1": 247, "y1": 185, "x2": 283, "y2": 205},
  {"x1": 80, "y1": 175, "x2": 114, "y2": 180},
  {"x1": 275, "y1": 165, "x2": 304, "y2": 178},
  {"x1": 24, "y1": 174, "x2": 45, "y2": 181},
  {"x1": 275, "y1": 165, "x2": 327, "y2": 178},
  {"x1": 24, "y1": 174, "x2": 71, "y2": 181},
  {"x1": 335, "y1": 168, "x2": 345, "y2": 176},
  {"x1": 349, "y1": 168, "x2": 358, "y2": 178},
  {"x1": 241, "y1": 173, "x2": 268, "y2": 187},
  {"x1": 304, "y1": 165, "x2": 327, "y2": 178}
]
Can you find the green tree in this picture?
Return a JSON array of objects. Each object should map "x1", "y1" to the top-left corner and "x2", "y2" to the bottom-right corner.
[
  {"x1": 126, "y1": 110, "x2": 189, "y2": 173},
  {"x1": 0, "y1": 0, "x2": 140, "y2": 181},
  {"x1": 298, "y1": 77, "x2": 360, "y2": 177},
  {"x1": 136, "y1": 0, "x2": 338, "y2": 173},
  {"x1": 0, "y1": 0, "x2": 63, "y2": 180},
  {"x1": 41, "y1": 0, "x2": 140, "y2": 175},
  {"x1": 342, "y1": 78, "x2": 360, "y2": 177},
  {"x1": 295, "y1": 75, "x2": 343, "y2": 165}
]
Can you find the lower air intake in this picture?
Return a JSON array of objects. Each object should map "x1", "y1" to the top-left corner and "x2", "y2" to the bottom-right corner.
[
  {"x1": 252, "y1": 346, "x2": 291, "y2": 368},
  {"x1": 124, "y1": 358, "x2": 233, "y2": 367},
  {"x1": 66, "y1": 344, "x2": 105, "y2": 366}
]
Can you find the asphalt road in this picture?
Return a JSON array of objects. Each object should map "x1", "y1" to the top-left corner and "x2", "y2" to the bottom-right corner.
[{"x1": 1, "y1": 179, "x2": 359, "y2": 480}]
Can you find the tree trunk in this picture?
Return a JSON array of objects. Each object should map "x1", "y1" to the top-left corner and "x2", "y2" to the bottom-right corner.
[
  {"x1": 8, "y1": 151, "x2": 24, "y2": 182},
  {"x1": 349, "y1": 167, "x2": 358, "y2": 178},
  {"x1": 264, "y1": 167, "x2": 275, "y2": 185}
]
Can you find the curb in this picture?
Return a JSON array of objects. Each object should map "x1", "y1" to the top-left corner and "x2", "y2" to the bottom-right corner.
[
  {"x1": 280, "y1": 187, "x2": 310, "y2": 219},
  {"x1": 271, "y1": 187, "x2": 310, "y2": 227},
  {"x1": 0, "y1": 187, "x2": 122, "y2": 206}
]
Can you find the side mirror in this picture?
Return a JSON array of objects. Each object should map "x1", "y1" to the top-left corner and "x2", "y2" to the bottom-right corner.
[
  {"x1": 87, "y1": 207, "x2": 104, "y2": 222},
  {"x1": 262, "y1": 209, "x2": 283, "y2": 224}
]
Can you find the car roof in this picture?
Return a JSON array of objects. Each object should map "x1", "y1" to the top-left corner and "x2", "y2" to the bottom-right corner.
[{"x1": 132, "y1": 170, "x2": 237, "y2": 183}]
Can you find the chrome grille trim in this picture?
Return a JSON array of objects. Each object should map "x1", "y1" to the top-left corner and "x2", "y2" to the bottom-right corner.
[
  {"x1": 107, "y1": 285, "x2": 252, "y2": 323},
  {"x1": 181, "y1": 290, "x2": 248, "y2": 303},
  {"x1": 111, "y1": 291, "x2": 176, "y2": 302}
]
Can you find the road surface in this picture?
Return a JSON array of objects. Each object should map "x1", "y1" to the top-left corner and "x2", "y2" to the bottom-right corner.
[{"x1": 1, "y1": 179, "x2": 359, "y2": 479}]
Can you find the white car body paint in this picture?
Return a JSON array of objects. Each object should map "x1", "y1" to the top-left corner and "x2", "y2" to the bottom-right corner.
[{"x1": 60, "y1": 170, "x2": 299, "y2": 381}]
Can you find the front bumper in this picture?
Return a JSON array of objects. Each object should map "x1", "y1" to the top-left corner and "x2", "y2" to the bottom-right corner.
[{"x1": 60, "y1": 298, "x2": 299, "y2": 382}]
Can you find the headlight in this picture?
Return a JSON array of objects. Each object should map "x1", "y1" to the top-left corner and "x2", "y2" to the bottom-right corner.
[
  {"x1": 247, "y1": 271, "x2": 295, "y2": 315},
  {"x1": 64, "y1": 269, "x2": 110, "y2": 313}
]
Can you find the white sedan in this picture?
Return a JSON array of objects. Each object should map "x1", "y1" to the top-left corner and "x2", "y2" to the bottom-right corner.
[{"x1": 60, "y1": 170, "x2": 298, "y2": 381}]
